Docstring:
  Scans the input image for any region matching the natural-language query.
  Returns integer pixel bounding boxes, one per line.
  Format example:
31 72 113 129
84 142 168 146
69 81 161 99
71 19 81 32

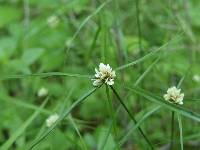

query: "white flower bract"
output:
92 63 116 86
37 87 48 97
46 114 59 127
47 15 59 28
163 86 184 105
193 75 200 82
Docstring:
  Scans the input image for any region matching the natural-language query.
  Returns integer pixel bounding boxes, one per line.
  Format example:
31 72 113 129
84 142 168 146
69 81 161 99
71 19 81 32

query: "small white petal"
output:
95 72 101 78
95 68 99 73
92 63 116 86
111 71 116 77
93 79 102 86
37 87 48 97
46 114 59 127
107 79 114 85
164 94 170 101
179 101 183 105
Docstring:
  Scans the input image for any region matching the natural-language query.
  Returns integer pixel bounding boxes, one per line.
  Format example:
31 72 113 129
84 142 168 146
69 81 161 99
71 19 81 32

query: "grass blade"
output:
170 111 175 150
105 85 120 149
64 0 111 55
118 105 161 147
1 72 91 81
29 87 98 149
100 107 121 150
110 86 154 150
177 114 184 150
126 86 200 122
0 94 51 115
115 33 182 71
135 57 160 86
69 115 88 150
0 97 49 150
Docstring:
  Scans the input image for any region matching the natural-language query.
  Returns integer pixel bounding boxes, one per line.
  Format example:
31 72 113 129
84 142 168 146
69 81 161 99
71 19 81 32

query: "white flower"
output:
193 75 200 82
92 63 116 86
47 15 59 28
37 87 48 97
46 114 59 127
163 86 184 105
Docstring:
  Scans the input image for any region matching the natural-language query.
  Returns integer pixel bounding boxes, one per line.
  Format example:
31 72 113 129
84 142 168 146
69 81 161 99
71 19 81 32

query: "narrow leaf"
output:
1 72 91 81
178 114 184 150
0 97 49 150
127 86 200 122
29 87 97 149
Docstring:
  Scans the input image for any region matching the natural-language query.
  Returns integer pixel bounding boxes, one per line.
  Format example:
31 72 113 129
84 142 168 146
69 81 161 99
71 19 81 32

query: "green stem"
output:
110 86 154 150
177 114 184 150
170 111 175 150
106 85 120 149
136 0 142 55
29 87 98 149
69 115 88 150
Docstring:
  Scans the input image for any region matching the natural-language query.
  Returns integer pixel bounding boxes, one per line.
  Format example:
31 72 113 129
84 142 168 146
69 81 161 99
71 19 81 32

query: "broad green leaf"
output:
0 37 16 60
22 48 44 66
0 6 22 28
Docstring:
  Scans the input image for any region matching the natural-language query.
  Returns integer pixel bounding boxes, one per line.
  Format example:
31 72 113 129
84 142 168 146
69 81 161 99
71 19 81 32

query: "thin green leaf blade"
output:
178 114 184 150
0 97 49 150
127 86 200 122
29 87 97 149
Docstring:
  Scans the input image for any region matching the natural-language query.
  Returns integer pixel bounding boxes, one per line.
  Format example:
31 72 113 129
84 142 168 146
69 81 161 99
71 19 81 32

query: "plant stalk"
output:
170 111 175 150
110 86 154 150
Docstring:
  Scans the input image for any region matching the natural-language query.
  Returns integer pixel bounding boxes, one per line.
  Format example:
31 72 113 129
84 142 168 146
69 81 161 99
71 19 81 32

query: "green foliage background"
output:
0 0 200 149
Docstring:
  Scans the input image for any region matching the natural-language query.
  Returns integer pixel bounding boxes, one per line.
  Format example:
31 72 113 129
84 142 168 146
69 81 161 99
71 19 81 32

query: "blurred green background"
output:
0 0 200 149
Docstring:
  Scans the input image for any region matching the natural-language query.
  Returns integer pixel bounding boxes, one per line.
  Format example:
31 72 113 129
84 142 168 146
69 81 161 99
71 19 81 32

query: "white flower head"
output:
92 63 116 86
193 75 200 82
163 86 184 105
47 15 59 28
37 87 48 97
46 114 59 127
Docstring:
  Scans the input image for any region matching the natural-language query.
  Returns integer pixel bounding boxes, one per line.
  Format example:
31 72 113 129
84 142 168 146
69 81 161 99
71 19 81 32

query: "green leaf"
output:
0 6 22 28
118 105 161 147
0 37 16 60
29 87 98 149
69 115 88 150
0 97 49 150
0 72 91 81
97 127 115 150
177 114 184 150
0 94 51 115
115 33 182 71
22 48 44 66
110 86 154 150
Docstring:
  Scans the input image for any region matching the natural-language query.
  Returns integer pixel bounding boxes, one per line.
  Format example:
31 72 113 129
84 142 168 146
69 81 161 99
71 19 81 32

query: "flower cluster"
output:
92 63 185 105
47 15 60 28
92 63 116 86
163 86 184 105
193 74 200 82
46 114 59 127
37 87 48 98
